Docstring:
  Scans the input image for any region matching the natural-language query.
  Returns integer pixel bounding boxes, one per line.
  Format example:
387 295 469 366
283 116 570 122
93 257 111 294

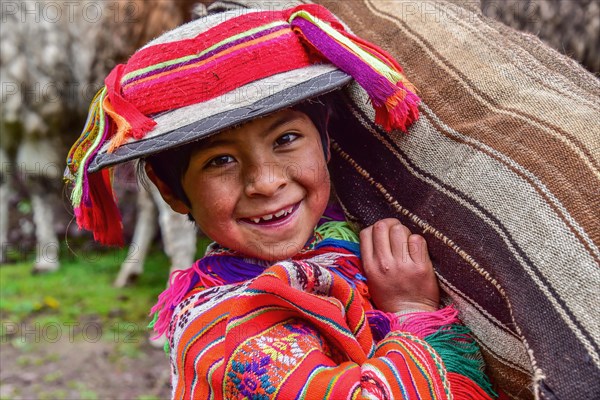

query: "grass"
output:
0 240 209 400
0 240 209 341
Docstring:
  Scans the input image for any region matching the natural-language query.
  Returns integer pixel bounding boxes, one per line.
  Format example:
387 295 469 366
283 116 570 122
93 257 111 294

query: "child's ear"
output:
144 163 191 215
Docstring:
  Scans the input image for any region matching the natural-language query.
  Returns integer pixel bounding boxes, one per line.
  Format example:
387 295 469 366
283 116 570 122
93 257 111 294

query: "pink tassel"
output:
150 268 195 339
391 305 460 338
149 262 225 340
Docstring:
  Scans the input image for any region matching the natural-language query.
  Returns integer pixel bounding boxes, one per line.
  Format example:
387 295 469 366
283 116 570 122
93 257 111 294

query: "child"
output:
66 4 496 399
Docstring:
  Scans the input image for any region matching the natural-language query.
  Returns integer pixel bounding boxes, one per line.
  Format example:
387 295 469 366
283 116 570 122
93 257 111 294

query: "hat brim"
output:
88 67 351 173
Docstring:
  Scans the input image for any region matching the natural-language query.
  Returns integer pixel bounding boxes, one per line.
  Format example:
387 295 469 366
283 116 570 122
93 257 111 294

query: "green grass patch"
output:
1 246 164 323
0 241 213 343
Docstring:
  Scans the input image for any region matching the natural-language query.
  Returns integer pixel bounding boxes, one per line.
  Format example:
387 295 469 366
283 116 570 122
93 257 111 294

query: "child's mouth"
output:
240 202 300 226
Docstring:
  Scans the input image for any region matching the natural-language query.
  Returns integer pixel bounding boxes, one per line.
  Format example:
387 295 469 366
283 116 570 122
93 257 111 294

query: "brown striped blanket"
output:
310 0 599 399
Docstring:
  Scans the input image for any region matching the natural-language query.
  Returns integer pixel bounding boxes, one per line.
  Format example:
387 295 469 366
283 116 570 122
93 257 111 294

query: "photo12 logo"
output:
1 1 139 24
1 321 141 344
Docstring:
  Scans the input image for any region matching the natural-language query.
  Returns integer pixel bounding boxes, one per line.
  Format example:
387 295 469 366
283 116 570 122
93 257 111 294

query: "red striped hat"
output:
65 4 420 245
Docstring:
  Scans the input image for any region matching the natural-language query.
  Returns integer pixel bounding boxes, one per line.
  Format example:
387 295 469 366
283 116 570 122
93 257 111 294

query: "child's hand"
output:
360 219 439 314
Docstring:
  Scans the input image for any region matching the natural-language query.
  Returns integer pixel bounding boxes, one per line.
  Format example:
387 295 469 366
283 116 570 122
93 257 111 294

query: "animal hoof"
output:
32 259 60 274
114 271 140 288
150 335 167 349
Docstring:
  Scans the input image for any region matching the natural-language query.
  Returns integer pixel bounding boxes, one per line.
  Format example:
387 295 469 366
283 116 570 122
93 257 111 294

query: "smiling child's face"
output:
161 109 330 261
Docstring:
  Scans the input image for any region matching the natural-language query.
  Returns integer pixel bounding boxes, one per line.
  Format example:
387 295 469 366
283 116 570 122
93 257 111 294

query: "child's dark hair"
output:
139 92 338 208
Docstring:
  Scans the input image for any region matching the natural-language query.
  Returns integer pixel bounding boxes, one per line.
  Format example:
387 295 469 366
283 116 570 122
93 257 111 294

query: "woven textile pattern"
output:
316 0 600 399
162 219 496 399
169 261 453 399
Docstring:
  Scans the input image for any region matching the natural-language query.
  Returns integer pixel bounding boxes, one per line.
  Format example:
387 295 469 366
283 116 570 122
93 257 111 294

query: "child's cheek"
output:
205 197 233 220
294 154 328 183
194 185 234 221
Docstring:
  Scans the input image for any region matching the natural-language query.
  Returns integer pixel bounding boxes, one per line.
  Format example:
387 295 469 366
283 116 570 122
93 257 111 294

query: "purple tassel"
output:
366 310 393 342
291 17 419 132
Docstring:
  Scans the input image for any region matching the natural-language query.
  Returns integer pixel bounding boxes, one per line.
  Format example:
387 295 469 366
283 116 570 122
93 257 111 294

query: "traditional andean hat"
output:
65 4 420 245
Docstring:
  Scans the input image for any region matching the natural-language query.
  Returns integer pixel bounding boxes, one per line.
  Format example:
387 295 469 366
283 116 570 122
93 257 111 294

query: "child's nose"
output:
243 162 287 197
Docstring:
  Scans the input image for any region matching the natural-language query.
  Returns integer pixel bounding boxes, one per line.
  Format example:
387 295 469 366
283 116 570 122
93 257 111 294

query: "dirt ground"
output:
0 324 171 400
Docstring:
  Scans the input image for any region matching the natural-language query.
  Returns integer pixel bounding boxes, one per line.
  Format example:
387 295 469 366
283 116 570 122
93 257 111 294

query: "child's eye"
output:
275 133 300 147
207 155 235 168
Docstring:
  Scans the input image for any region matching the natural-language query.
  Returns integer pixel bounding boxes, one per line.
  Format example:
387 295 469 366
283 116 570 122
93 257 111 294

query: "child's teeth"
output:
249 205 295 224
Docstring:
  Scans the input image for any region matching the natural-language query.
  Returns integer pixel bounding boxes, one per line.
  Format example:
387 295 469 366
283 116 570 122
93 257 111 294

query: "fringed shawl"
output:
150 213 496 399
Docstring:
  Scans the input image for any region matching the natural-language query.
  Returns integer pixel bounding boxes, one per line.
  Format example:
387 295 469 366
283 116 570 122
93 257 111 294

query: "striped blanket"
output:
313 0 600 399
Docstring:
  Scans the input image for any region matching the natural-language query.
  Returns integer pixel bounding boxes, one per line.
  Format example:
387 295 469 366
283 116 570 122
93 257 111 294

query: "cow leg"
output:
150 184 197 275
114 186 157 287
30 179 60 273
0 172 9 264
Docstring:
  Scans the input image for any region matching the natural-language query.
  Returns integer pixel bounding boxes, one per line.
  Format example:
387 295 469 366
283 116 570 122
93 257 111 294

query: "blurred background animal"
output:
1 0 199 277
481 0 599 74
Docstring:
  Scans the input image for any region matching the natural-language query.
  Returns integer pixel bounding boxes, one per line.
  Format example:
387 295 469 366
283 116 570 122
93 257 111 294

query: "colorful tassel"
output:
66 89 104 192
86 170 124 246
65 87 124 246
392 305 461 338
314 220 360 243
149 267 197 341
104 64 156 149
367 306 496 398
446 372 496 400
149 262 225 341
288 6 420 132
366 310 392 342
425 324 497 399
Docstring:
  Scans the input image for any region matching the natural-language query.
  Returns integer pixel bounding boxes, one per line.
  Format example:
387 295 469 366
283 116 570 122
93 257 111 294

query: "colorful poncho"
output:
150 215 497 399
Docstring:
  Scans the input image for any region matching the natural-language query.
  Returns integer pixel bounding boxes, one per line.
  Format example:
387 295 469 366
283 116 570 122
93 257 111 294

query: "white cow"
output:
0 0 198 279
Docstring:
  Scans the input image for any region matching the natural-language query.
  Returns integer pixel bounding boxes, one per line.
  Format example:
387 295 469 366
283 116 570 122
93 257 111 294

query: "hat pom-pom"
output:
373 83 421 132
289 5 420 133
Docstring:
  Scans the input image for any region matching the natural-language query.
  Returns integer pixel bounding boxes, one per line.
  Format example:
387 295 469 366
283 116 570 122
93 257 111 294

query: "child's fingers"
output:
408 234 429 265
389 222 411 262
359 225 374 266
372 220 394 263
